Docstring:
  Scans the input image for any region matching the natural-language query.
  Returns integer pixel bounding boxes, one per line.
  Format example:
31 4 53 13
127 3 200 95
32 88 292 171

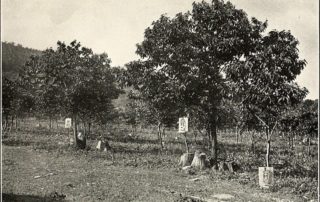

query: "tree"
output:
299 100 318 141
127 0 264 164
2 77 18 131
279 99 318 151
22 40 122 149
225 29 308 166
2 41 41 128
121 91 149 134
124 70 180 149
2 77 34 131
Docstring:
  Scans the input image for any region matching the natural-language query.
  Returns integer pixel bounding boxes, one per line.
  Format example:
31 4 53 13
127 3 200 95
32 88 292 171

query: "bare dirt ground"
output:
2 122 316 202
3 142 304 201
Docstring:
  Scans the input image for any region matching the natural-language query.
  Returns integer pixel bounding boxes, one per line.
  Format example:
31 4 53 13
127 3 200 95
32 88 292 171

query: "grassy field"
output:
2 120 318 201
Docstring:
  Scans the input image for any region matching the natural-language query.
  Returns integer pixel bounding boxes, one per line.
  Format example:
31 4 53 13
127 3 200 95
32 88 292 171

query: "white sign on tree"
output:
65 118 72 128
179 117 188 133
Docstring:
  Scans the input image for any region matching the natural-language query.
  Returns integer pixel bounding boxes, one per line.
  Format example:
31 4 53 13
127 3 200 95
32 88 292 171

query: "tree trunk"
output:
5 116 8 132
266 127 270 167
209 123 218 167
308 137 311 156
162 127 166 148
236 126 239 144
2 117 6 131
49 117 52 130
251 131 255 153
162 127 166 139
73 115 86 149
3 115 8 132
83 123 87 148
7 115 12 132
193 130 197 144
208 132 211 148
15 115 18 130
292 132 295 148
87 122 91 139
11 116 14 129
73 115 78 147
132 124 135 136
288 133 291 148
183 133 189 153
157 122 163 150
212 129 218 165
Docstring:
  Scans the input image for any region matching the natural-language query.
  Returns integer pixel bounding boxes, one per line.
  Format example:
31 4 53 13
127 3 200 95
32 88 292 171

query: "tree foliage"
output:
2 77 35 131
280 99 318 137
226 30 308 121
127 0 274 161
21 40 122 148
224 27 308 166
126 0 309 165
23 41 121 121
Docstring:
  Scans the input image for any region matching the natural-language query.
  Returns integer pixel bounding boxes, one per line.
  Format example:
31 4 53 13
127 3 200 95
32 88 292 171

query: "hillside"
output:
2 41 42 81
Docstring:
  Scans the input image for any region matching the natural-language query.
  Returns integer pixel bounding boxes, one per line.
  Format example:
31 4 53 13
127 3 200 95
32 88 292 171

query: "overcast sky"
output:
2 0 319 99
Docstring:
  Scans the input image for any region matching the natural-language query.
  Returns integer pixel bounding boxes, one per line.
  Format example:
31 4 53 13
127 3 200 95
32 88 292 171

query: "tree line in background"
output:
2 0 318 167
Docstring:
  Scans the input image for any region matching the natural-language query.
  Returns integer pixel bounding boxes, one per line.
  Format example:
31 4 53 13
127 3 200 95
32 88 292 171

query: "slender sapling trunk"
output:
236 126 239 144
183 133 189 153
157 122 163 150
266 127 270 167
308 137 311 156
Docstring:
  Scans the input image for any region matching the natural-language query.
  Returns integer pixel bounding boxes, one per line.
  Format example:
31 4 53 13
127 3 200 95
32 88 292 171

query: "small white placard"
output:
179 117 188 133
65 118 72 128
96 140 102 150
259 167 274 188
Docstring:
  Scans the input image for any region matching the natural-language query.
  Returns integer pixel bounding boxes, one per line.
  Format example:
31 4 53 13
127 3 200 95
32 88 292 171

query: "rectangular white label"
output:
179 117 188 133
258 167 274 188
65 118 72 128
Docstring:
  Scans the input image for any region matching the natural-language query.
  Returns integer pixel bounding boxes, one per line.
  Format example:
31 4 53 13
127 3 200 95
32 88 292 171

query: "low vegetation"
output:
2 118 318 201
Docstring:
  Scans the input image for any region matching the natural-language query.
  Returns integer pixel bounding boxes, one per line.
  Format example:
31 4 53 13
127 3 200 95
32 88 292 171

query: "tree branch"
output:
254 114 269 128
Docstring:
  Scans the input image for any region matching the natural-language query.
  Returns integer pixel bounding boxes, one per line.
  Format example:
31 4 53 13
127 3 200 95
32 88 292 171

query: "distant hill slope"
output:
2 41 42 81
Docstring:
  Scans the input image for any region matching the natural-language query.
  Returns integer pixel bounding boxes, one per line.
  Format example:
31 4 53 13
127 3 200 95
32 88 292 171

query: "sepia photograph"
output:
1 0 319 201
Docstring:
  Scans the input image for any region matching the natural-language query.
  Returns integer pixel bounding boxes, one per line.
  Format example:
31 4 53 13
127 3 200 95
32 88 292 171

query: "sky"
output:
2 0 319 99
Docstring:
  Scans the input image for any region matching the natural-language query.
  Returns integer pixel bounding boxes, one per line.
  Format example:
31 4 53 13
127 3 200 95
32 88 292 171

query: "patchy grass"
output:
2 121 317 201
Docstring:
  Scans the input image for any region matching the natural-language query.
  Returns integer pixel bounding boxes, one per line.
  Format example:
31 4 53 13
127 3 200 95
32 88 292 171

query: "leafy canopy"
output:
22 40 122 124
127 0 265 127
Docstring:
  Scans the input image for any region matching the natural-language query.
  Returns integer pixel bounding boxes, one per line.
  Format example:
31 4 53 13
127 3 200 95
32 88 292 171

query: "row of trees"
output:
124 0 312 166
3 41 123 148
2 42 42 130
2 0 317 166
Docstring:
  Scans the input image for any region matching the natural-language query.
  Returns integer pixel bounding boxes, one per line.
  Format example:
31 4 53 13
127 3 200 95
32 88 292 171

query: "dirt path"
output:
3 145 302 202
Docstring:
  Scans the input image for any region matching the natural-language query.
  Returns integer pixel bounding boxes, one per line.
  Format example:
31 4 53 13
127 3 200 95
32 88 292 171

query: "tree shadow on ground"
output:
2 138 33 147
113 144 184 156
221 141 265 154
2 193 67 202
109 135 163 145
